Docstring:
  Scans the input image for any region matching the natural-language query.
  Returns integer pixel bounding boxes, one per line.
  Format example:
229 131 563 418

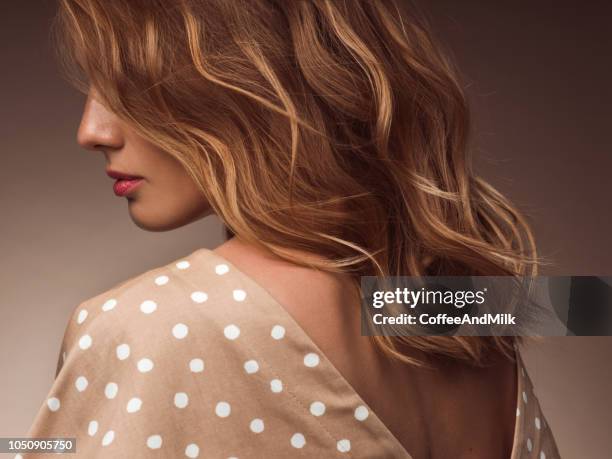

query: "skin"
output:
77 87 211 231
76 87 517 459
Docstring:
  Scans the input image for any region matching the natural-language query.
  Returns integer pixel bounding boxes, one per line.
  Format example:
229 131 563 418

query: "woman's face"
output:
77 88 210 231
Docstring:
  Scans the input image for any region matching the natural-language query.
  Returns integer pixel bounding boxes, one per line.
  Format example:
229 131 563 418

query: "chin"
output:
129 211 183 232
126 198 211 232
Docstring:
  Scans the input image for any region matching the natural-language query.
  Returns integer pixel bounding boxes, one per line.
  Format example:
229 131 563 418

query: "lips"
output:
112 178 143 196
106 169 144 197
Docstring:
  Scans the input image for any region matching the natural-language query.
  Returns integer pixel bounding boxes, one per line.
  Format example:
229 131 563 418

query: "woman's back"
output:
215 238 543 459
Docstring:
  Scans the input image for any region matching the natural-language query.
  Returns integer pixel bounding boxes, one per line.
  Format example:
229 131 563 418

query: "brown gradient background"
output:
1 1 610 457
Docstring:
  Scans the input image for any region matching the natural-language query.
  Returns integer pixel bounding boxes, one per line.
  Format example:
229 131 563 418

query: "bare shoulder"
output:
213 238 359 317
213 237 363 356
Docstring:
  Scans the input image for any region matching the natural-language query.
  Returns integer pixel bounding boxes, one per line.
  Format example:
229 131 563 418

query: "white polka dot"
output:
147 434 163 449
173 323 189 339
101 430 115 446
270 379 283 393
310 401 325 416
105 382 119 399
126 397 142 413
354 405 369 421
215 401 231 417
75 376 88 392
522 391 528 403
535 416 541 429
540 452 546 459
14 454 23 459
215 264 229 275
174 392 189 409
185 443 200 458
189 358 204 373
527 438 533 452
337 439 351 453
290 433 306 449
516 407 521 417
102 298 117 311
232 289 247 302
176 260 190 270
155 275 169 285
271 325 285 340
87 420 98 436
77 309 88 324
190 291 208 303
78 334 92 350
47 397 60 411
137 358 154 373
304 353 320 367
116 343 130 360
244 360 259 374
140 300 157 314
250 418 265 433
224 324 240 340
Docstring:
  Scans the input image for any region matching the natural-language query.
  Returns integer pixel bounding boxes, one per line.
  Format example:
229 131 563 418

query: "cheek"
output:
128 159 212 231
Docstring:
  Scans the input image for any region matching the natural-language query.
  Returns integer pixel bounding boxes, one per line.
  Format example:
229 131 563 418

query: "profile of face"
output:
77 88 210 231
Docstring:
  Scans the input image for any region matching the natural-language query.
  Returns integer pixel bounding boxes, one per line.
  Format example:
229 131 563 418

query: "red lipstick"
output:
106 169 144 197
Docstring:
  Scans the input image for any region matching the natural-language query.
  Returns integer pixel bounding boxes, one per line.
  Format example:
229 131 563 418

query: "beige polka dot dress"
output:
25 249 560 458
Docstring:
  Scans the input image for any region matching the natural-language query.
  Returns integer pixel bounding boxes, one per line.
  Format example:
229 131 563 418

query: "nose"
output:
76 89 125 153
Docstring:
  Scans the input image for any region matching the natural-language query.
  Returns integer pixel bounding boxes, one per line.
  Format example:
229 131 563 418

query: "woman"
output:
26 0 559 458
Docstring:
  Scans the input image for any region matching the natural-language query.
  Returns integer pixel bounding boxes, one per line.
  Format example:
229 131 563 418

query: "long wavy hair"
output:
53 0 538 365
